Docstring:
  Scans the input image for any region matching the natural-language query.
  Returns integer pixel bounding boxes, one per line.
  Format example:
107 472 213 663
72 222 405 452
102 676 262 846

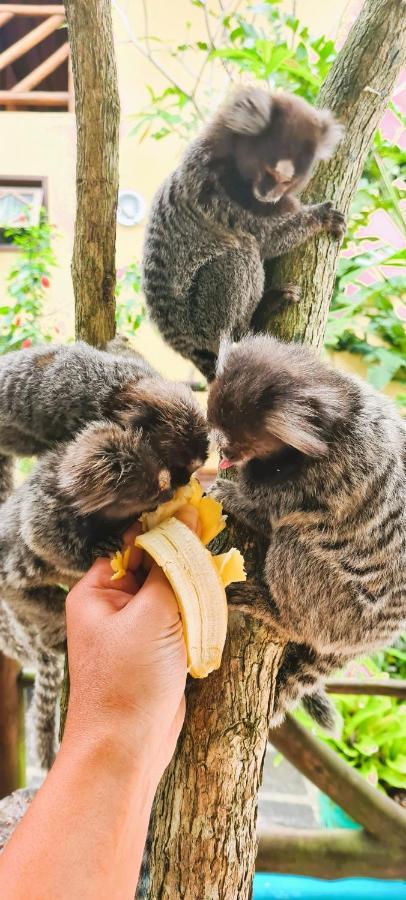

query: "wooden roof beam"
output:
0 12 14 27
0 90 69 107
0 5 65 15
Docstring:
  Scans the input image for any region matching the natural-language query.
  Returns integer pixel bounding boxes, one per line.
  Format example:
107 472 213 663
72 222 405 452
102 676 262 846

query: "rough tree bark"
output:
64 0 120 345
144 2 406 896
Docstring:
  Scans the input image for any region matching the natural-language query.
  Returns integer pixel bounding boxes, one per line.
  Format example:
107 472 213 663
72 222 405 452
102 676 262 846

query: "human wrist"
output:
61 710 166 790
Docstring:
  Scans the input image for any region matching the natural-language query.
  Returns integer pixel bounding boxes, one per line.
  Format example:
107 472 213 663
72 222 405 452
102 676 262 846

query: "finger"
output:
122 522 144 572
73 557 140 597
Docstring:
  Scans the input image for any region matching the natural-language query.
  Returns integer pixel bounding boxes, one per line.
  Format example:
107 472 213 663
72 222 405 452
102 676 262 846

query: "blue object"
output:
253 874 406 899
318 792 361 830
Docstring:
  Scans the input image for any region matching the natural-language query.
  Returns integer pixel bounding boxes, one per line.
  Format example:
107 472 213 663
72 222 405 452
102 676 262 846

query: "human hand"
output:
64 508 199 779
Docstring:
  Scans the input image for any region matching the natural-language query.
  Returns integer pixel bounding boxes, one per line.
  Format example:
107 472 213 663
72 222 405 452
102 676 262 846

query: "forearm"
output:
0 725 160 900
261 201 345 258
262 205 326 258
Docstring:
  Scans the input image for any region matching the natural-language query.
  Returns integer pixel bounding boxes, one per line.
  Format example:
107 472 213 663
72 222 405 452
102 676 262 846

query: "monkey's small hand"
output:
318 201 346 241
277 283 301 304
210 478 240 512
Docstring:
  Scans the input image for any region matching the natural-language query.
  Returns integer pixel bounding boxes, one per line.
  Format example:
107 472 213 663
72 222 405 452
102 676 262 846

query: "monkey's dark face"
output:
117 379 210 489
208 337 348 468
215 88 343 207
232 114 318 205
58 422 174 521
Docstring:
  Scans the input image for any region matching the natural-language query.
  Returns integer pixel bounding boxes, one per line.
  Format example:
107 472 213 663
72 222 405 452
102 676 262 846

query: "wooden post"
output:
0 654 23 800
270 715 406 845
257 829 406 880
0 15 64 72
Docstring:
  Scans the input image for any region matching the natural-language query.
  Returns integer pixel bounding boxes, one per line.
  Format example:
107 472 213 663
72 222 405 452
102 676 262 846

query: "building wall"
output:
0 0 369 380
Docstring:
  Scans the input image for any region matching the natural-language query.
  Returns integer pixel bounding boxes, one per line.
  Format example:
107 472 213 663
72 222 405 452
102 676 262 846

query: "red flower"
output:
41 275 50 289
22 338 32 349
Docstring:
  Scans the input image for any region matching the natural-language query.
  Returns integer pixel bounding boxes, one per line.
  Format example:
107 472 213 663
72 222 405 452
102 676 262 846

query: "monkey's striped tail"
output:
32 650 64 770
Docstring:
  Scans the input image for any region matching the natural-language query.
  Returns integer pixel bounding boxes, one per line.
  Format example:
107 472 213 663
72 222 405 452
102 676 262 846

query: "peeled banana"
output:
111 476 246 678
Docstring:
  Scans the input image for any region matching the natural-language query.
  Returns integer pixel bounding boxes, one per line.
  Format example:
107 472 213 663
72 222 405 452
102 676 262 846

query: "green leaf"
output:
352 738 379 756
386 755 406 775
367 348 403 388
378 767 406 789
279 59 320 86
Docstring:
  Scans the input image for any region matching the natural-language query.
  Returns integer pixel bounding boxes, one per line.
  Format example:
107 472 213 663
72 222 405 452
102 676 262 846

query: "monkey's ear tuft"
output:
158 468 171 491
221 86 272 136
216 335 235 377
316 109 344 160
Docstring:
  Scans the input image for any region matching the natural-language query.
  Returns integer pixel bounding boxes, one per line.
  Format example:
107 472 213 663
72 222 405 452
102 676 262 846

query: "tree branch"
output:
112 0 204 120
257 828 406 880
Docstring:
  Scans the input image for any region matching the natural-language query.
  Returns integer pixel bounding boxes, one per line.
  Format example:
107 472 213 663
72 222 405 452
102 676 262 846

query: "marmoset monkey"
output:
143 86 345 380
0 341 208 767
208 335 406 729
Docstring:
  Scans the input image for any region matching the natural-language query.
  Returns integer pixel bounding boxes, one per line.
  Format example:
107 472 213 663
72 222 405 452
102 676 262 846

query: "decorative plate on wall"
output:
117 190 146 226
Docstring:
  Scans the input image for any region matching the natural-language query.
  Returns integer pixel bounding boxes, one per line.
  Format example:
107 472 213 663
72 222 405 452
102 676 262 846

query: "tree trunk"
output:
144 1 406 896
149 613 282 899
64 0 120 345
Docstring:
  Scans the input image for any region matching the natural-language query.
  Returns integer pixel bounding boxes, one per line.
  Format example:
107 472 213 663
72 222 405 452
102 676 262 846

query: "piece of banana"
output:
111 476 246 678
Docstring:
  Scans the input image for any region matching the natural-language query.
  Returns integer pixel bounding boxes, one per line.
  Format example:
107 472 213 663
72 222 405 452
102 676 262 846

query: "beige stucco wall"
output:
0 0 363 381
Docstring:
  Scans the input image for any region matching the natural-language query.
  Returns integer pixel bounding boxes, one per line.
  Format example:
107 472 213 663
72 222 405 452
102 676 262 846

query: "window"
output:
0 177 47 248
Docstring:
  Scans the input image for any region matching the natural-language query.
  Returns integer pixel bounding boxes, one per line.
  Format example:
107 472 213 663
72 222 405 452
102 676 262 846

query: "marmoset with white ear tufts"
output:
208 335 406 732
143 86 345 381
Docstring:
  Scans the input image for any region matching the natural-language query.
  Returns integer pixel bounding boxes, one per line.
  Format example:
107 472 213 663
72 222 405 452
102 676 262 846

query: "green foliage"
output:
326 274 406 389
130 86 200 142
326 127 406 394
115 262 145 335
0 214 57 354
371 635 406 681
297 647 406 795
132 0 337 141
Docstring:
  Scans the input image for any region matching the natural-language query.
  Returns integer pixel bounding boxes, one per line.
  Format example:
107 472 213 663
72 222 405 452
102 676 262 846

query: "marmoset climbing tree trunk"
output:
64 0 120 345
144 2 406 897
